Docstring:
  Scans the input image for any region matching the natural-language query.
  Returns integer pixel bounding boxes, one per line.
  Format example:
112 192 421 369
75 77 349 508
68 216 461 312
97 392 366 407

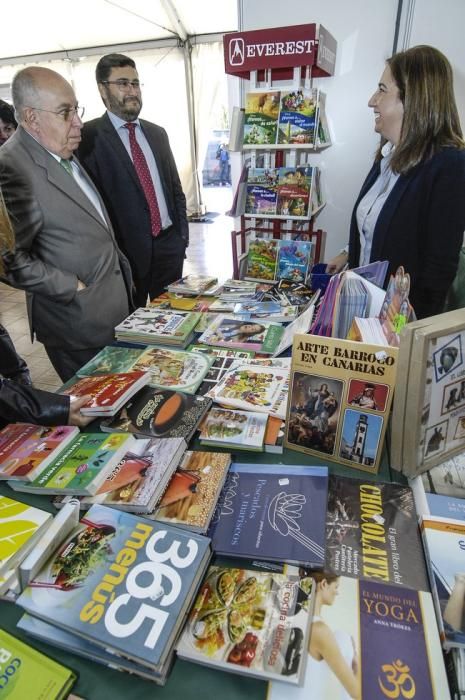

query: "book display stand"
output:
224 23 337 280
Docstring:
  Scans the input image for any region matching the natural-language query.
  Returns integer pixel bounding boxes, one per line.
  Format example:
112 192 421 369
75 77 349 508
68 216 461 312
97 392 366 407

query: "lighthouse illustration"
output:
350 414 368 462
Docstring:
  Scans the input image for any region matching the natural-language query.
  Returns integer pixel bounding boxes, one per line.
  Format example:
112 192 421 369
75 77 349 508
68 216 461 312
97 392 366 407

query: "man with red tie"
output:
78 53 189 308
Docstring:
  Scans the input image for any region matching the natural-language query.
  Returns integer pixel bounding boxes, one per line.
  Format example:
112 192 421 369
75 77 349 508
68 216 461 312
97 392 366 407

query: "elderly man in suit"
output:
77 53 189 308
0 67 132 382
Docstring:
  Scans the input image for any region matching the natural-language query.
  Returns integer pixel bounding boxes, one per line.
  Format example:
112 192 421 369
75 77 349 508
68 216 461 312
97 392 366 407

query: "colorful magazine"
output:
0 628 77 700
0 494 52 577
151 451 232 533
177 565 315 684
325 474 429 590
0 423 79 481
199 407 268 451
15 504 211 672
197 314 284 354
208 463 328 567
268 576 449 700
10 432 135 495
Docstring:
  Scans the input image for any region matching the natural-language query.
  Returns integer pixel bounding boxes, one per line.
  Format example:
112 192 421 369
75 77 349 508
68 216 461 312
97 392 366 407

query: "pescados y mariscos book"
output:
325 474 429 590
420 515 465 649
0 628 77 700
15 503 212 673
267 576 450 700
208 463 328 568
285 334 398 475
176 565 315 684
10 432 135 496
0 423 79 481
197 314 285 355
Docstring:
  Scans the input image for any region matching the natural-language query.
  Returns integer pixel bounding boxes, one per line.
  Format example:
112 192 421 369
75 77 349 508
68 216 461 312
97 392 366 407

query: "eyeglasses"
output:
100 80 142 92
28 105 85 122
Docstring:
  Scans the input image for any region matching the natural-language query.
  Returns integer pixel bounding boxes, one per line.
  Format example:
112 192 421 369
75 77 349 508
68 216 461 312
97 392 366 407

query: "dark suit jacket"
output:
0 377 69 428
0 127 132 349
78 114 188 279
348 147 465 318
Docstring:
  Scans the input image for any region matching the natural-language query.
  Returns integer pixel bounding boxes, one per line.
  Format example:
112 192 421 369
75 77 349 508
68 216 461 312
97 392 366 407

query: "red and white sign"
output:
224 24 336 79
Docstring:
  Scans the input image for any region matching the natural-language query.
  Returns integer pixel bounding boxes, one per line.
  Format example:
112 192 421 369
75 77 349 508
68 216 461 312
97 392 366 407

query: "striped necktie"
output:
124 122 162 236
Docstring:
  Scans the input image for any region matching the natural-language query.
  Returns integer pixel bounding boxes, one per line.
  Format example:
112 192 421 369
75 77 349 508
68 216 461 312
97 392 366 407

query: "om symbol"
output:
378 659 415 699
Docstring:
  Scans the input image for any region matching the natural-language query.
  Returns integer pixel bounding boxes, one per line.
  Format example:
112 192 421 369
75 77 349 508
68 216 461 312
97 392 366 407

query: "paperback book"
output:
0 628 77 700
267 576 450 700
285 334 398 474
208 462 328 568
206 363 290 419
233 300 298 323
176 565 315 684
15 504 212 676
199 407 268 451
10 432 135 496
114 307 201 346
0 494 52 577
245 168 316 220
277 88 318 145
244 237 279 282
100 386 212 443
53 437 186 513
151 450 232 533
197 314 284 355
243 91 280 145
0 423 79 481
325 474 429 590
187 345 255 395
76 345 147 377
410 473 465 521
167 274 218 295
62 371 150 415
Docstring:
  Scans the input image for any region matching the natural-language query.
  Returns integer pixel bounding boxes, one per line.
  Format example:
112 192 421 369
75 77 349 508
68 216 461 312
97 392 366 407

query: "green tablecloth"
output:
0 440 397 699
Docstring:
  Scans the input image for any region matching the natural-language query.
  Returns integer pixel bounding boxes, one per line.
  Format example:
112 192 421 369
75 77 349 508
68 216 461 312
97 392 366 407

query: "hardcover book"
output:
100 386 212 443
206 363 290 419
208 463 328 568
0 423 79 481
15 504 211 674
0 494 52 577
0 628 77 700
199 407 268 451
177 565 315 684
197 314 284 355
276 240 313 284
285 334 398 474
62 371 150 415
53 437 186 513
325 474 429 590
151 450 232 533
267 576 450 700
114 307 201 346
420 515 465 649
10 432 135 495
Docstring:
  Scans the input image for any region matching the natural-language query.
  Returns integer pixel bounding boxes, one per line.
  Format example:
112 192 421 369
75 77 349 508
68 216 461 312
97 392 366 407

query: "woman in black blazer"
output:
328 45 465 319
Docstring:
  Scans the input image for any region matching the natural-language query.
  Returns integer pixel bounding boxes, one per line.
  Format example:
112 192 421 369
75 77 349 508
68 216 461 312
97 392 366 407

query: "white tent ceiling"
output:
2 0 238 61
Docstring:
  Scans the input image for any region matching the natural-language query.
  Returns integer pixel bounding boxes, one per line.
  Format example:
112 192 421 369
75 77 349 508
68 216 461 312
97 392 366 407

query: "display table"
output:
0 438 399 700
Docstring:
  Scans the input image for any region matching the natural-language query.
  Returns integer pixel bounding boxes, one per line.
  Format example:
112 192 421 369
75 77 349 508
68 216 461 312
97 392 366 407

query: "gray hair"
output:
11 68 42 122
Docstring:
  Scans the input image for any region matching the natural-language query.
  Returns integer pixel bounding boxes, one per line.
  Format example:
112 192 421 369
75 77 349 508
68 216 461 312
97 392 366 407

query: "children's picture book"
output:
325 474 429 590
277 88 318 145
197 314 284 355
244 168 317 220
267 576 449 700
199 407 268 451
243 91 280 145
0 494 52 577
10 432 135 496
275 167 312 218
208 463 328 568
131 346 213 394
100 386 212 443
244 237 279 282
176 565 315 684
285 334 398 474
53 437 186 514
420 515 465 649
0 423 79 481
276 240 313 283
0 628 77 700
76 345 147 377
15 504 212 673
151 450 232 533
206 363 290 419
114 307 201 346
62 371 150 415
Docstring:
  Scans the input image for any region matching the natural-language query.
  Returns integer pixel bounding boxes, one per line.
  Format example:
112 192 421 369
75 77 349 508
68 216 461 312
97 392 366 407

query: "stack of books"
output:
15 504 212 685
166 274 220 296
114 307 201 347
63 371 150 416
199 407 268 451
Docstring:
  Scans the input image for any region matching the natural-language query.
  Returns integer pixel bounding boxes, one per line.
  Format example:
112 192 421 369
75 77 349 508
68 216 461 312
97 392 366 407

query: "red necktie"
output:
124 122 162 236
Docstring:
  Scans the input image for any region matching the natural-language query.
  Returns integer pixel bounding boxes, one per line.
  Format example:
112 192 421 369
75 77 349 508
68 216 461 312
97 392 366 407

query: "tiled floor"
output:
0 186 234 392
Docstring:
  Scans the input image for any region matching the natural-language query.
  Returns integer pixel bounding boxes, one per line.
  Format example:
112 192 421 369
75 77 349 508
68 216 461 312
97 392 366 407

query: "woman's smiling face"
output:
368 64 404 145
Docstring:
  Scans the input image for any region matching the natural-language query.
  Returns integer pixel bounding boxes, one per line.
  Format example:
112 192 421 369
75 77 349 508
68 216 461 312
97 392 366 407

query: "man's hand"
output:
76 279 86 291
68 395 93 427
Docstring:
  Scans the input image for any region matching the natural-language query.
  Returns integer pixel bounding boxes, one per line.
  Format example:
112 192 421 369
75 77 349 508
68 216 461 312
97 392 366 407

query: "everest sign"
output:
224 24 336 79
